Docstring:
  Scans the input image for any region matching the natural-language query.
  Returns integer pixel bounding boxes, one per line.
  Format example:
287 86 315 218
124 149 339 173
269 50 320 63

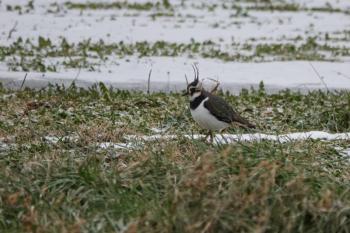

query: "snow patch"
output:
341 148 350 158
43 135 79 144
126 131 350 144
1 60 350 93
336 147 350 161
98 142 135 150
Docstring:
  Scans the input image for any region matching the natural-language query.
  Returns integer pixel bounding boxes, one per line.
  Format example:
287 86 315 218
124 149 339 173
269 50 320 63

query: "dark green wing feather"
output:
203 92 255 128
203 94 234 123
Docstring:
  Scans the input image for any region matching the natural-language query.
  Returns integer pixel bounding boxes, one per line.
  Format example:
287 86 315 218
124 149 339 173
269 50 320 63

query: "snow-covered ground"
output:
1 4 349 45
0 0 349 92
1 59 350 93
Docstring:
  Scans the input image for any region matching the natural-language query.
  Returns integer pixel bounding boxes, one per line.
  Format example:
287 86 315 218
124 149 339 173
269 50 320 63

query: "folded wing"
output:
204 93 255 129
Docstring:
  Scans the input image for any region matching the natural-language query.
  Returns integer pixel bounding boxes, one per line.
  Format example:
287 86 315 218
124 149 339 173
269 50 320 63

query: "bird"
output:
183 65 255 142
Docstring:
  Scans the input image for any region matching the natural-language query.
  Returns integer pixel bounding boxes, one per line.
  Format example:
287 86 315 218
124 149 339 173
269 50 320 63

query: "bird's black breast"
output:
190 94 207 110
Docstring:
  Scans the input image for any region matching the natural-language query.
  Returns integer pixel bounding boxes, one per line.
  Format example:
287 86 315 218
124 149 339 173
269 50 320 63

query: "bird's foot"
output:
203 131 214 144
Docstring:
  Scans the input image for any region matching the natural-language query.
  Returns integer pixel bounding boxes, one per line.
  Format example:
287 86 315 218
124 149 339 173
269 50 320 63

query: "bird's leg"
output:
204 132 210 142
219 128 228 144
203 130 213 143
209 130 214 144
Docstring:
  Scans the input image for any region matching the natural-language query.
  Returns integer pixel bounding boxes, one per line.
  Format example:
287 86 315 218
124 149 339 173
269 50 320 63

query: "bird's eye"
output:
188 87 197 94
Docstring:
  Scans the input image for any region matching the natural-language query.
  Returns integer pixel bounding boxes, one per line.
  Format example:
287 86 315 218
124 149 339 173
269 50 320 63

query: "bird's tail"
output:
232 112 256 129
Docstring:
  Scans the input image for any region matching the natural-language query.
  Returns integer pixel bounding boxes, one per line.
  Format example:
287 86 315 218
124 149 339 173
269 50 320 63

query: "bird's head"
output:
183 64 202 99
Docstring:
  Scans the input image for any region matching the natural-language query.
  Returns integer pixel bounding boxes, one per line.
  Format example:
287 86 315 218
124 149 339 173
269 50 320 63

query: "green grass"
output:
1 37 349 72
5 0 34 14
0 85 350 232
0 83 349 137
64 0 172 11
61 1 350 15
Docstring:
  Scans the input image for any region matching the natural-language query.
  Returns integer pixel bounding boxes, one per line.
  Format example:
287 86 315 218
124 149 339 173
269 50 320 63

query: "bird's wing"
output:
204 93 256 128
203 94 235 124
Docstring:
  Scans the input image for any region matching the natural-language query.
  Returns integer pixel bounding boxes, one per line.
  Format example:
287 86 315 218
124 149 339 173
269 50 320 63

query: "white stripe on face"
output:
189 91 201 101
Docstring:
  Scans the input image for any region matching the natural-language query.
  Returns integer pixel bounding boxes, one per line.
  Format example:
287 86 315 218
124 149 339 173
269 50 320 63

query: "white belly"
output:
190 98 230 131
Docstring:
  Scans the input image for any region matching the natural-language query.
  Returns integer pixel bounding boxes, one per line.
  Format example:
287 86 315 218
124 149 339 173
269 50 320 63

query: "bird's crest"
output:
192 63 199 84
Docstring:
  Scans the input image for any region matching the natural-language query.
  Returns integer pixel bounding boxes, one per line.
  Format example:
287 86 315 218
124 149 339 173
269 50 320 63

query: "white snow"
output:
98 142 135 150
125 131 350 144
1 0 349 45
340 148 350 159
1 132 349 156
1 59 350 93
335 146 350 161
43 135 79 144
22 131 350 149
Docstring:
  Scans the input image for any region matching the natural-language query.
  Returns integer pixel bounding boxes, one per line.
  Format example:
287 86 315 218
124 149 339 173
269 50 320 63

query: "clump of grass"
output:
64 1 172 11
184 1 349 15
5 0 34 14
254 37 350 60
248 3 300 12
0 85 349 141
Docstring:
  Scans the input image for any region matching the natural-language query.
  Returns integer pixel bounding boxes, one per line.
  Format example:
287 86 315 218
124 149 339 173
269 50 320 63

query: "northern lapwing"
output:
183 65 255 142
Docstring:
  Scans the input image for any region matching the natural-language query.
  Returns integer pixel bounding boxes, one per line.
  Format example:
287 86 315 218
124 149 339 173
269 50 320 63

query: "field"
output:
1 85 350 232
1 0 350 232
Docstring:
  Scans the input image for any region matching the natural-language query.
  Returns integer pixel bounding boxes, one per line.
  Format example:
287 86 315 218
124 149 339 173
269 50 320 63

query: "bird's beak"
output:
182 91 188 96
